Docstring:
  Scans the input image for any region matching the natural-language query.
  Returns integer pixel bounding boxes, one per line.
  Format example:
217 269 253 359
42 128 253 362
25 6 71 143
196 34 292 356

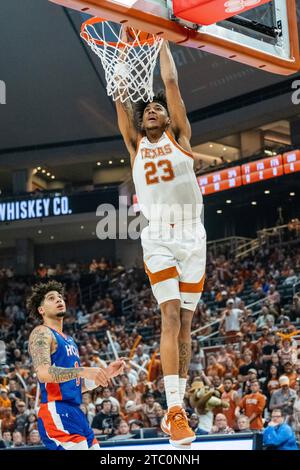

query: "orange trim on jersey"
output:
144 263 179 285
92 438 99 446
39 404 86 444
179 273 206 293
165 131 194 159
46 383 63 402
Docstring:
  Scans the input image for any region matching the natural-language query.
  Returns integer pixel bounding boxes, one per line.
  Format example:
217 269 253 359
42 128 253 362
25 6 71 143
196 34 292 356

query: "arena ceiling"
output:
0 0 300 172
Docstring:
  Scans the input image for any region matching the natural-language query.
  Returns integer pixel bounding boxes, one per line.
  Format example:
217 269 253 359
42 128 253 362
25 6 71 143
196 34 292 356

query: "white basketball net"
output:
81 20 164 103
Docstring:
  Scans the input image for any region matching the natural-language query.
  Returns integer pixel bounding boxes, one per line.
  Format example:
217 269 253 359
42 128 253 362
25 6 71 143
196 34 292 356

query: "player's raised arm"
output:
115 97 138 161
160 41 192 148
29 325 109 386
114 28 139 162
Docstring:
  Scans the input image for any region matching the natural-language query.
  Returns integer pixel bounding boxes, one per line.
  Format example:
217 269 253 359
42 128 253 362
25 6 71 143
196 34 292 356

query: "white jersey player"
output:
115 40 206 448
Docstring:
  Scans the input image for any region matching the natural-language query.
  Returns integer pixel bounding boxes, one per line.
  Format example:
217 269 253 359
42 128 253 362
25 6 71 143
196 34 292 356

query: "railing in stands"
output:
192 297 268 346
207 236 252 257
235 222 300 259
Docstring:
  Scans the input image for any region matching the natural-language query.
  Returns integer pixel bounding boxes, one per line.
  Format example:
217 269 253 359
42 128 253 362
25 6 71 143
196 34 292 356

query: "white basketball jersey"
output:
132 131 203 223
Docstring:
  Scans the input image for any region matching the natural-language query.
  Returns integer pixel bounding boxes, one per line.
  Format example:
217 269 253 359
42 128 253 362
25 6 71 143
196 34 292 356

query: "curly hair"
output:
26 281 65 321
134 91 168 131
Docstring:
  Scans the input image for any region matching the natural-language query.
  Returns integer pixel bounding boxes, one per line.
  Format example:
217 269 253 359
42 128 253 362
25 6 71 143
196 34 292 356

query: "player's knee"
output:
161 309 181 336
180 311 193 333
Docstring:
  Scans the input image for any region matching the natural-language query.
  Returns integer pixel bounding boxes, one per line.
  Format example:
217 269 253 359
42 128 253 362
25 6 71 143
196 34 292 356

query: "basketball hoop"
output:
81 18 164 103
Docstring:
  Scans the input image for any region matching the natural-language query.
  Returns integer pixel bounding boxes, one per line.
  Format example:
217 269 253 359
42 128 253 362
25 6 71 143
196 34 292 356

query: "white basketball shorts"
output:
141 220 206 312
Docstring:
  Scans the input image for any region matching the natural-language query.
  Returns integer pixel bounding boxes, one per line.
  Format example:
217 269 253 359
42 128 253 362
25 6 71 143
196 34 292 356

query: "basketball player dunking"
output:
115 40 206 448
27 281 125 450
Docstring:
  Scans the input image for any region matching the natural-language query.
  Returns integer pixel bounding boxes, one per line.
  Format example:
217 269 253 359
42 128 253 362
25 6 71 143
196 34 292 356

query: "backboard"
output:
49 0 300 75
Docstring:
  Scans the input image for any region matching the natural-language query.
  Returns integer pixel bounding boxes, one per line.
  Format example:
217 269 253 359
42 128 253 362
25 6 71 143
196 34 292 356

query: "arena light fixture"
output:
251 201 257 205
217 209 222 214
264 190 270 194
290 192 296 196
109 160 113 165
226 200 232 204
97 162 101 166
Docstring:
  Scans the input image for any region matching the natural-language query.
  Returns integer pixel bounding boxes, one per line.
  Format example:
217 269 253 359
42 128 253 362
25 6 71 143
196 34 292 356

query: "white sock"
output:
164 375 181 410
179 378 187 406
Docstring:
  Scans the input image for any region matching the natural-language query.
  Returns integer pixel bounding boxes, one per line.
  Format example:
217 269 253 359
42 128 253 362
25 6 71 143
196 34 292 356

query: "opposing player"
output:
115 40 206 448
27 281 125 450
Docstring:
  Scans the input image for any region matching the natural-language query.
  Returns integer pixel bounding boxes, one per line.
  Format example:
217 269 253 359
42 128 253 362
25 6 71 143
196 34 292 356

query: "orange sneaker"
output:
164 406 195 449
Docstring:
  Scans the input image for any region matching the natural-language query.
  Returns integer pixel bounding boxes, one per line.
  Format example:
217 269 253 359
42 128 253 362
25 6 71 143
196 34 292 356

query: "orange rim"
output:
81 17 157 48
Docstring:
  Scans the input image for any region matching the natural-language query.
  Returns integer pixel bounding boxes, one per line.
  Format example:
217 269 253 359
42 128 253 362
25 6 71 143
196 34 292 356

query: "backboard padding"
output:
49 0 300 75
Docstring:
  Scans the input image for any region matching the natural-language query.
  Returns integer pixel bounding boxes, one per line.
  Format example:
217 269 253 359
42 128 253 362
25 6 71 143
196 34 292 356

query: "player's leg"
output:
177 221 206 408
38 402 89 450
178 308 194 405
160 297 182 408
143 228 181 408
142 226 196 447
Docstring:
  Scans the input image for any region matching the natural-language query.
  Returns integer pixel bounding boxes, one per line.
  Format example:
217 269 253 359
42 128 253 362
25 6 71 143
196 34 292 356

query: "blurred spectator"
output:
206 354 225 379
290 295 300 323
263 409 298 450
219 299 244 343
261 334 278 372
0 407 16 433
27 429 42 446
267 285 281 308
235 380 266 431
1 430 13 448
12 430 25 448
129 420 143 434
282 362 298 389
124 400 144 424
236 415 251 433
211 413 234 434
189 413 200 432
0 386 11 409
277 339 298 366
256 307 275 330
139 392 162 427
269 376 296 415
153 377 167 410
221 377 240 429
96 387 120 410
24 411 38 438
14 400 29 434
108 420 134 441
91 400 115 437
132 345 150 367
292 379 300 440
238 351 257 390
263 365 280 402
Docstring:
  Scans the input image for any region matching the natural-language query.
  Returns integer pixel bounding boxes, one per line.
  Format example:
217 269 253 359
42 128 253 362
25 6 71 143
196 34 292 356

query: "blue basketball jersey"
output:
39 327 82 406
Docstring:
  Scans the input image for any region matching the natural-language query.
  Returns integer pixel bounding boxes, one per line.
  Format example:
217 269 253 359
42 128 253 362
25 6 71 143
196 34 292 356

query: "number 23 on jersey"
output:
145 159 175 185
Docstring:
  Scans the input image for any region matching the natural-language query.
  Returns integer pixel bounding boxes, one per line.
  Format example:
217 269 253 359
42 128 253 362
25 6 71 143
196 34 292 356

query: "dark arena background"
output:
0 0 300 456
